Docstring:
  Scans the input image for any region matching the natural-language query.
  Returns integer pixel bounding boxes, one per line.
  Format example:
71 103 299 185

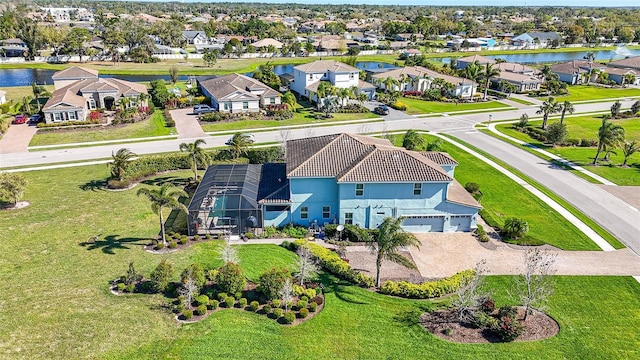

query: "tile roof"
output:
603 66 636 76
495 62 535 74
294 60 359 73
550 60 605 75
446 180 482 208
372 66 477 86
286 133 452 183
492 71 542 84
251 38 283 49
51 66 98 80
456 54 496 64
608 55 640 70
420 152 458 165
199 73 280 101
43 77 148 111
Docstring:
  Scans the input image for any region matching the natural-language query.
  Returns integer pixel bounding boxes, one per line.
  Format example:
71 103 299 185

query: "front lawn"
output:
28 110 174 147
552 85 640 102
400 97 511 115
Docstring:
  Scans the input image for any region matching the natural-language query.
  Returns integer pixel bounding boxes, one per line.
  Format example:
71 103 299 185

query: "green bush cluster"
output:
249 301 260 312
258 268 292 300
216 262 246 295
238 298 248 308
475 225 490 243
225 296 236 308
182 309 193 320
179 236 188 245
36 119 100 128
379 270 476 299
116 283 126 291
324 224 374 242
298 308 309 318
390 101 407 111
272 299 281 308
292 285 316 299
262 304 272 313
196 305 207 316
195 295 209 307
208 299 219 310
296 300 307 310
308 302 318 312
272 308 283 318
287 240 375 287
283 312 296 324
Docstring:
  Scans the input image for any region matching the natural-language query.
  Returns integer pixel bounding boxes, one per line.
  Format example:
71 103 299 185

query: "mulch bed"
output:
1 201 30 210
143 236 217 254
420 307 559 343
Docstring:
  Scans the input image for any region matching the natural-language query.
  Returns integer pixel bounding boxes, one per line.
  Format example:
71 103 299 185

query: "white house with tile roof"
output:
198 73 282 113
290 60 376 101
371 66 478 98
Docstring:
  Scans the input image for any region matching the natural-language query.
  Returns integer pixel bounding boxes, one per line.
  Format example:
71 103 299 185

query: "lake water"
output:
435 47 640 65
0 61 397 87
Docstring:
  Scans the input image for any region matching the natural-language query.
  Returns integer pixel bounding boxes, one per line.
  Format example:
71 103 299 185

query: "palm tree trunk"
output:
593 142 603 165
375 254 382 288
192 154 197 180
542 114 549 130
484 80 489 100
560 110 566 124
159 207 166 245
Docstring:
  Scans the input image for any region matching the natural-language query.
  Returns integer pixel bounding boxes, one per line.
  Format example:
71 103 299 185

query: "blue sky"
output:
158 0 638 6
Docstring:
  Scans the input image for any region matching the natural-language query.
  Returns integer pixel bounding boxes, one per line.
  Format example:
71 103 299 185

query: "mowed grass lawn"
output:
1 163 639 358
495 115 640 186
28 110 174 146
554 85 640 102
401 97 511 115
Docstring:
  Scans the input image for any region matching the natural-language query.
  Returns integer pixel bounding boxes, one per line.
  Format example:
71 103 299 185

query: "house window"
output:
309 74 313 80
413 183 422 196
345 212 353 225
322 206 330 219
87 98 96 110
68 111 77 121
355 183 364 196
53 113 61 122
270 97 275 104
349 73 355 79
242 101 248 110
224 103 229 111
300 206 308 219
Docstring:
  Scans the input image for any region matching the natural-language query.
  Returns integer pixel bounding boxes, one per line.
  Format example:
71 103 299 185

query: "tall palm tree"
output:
539 64 553 82
337 87 354 107
536 97 561 130
559 100 574 124
367 217 421 287
623 73 636 88
179 139 210 181
621 140 639 167
108 148 136 181
227 133 253 159
593 116 625 165
482 63 500 100
31 82 50 111
383 76 399 93
137 184 187 245
462 61 482 83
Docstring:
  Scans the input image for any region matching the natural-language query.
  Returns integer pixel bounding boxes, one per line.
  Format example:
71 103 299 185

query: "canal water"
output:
0 61 397 87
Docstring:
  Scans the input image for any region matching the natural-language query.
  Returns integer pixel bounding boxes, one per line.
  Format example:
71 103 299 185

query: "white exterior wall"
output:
261 96 282 107
219 100 260 113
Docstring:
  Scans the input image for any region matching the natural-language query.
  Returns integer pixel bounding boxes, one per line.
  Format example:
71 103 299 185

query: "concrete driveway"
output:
410 232 640 278
0 123 37 154
363 100 411 121
169 108 207 139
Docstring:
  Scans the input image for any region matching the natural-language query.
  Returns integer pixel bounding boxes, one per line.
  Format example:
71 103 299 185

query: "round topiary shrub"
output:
205 234 212 240
216 263 247 295
238 298 248 308
299 308 309 318
179 237 188 245
272 299 281 308
273 308 283 318
308 302 317 312
217 292 228 301
235 291 243 300
225 296 236 308
283 311 295 324
182 309 193 320
193 235 200 242
156 242 165 250
169 241 178 249
208 299 219 310
125 283 135 293
300 295 309 302
296 300 307 310
257 268 292 300
196 294 209 307
262 304 272 314
249 301 260 311
196 304 207 316
116 282 126 291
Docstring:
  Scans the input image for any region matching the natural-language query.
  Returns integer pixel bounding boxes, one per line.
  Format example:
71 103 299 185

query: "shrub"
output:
481 297 496 313
179 236 188 245
496 316 524 342
258 268 292 300
196 295 210 307
472 312 499 330
273 308 283 318
207 269 218 281
182 309 193 320
300 295 309 302
125 284 135 293
208 299 219 310
116 282 126 291
217 292 228 301
502 217 529 239
497 306 517 319
235 291 243 300
272 299 281 308
390 101 407 111
296 300 308 310
205 234 212 240
150 259 173 293
299 308 309 318
238 298 248 308
193 235 200 241
216 262 246 295
182 263 207 288
379 270 476 299
225 296 236 308
309 302 318 312
196 304 207 316
168 241 178 249
249 301 260 311
283 311 296 324
464 182 480 193
174 303 185 314
263 304 272 314
155 242 165 250
312 296 324 306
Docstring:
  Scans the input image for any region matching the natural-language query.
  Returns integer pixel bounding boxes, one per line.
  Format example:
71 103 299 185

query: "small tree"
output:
181 263 206 288
203 50 217 67
610 100 622 119
0 173 28 206
137 184 187 245
227 133 254 159
515 113 529 130
593 116 625 165
108 148 136 181
515 248 557 321
124 262 140 286
279 278 294 313
426 139 443 151
453 260 488 324
546 122 568 146
258 268 292 300
216 262 246 294
150 259 173 293
295 244 319 285
368 217 421 287
503 217 529 240
622 140 639 167
179 139 210 181
219 238 239 264
169 66 180 85
631 100 640 116
179 276 199 309
536 97 561 130
402 129 425 151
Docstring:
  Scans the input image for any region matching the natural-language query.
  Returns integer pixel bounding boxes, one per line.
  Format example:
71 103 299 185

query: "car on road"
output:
225 133 255 145
374 105 389 115
12 114 27 124
193 104 214 115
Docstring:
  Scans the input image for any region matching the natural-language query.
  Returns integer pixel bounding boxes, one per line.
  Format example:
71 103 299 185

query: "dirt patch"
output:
420 307 559 343
345 247 422 282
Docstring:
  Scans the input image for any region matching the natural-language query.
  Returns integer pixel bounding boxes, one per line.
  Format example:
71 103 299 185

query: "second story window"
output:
322 206 330 219
413 183 422 196
300 206 308 219
355 183 364 196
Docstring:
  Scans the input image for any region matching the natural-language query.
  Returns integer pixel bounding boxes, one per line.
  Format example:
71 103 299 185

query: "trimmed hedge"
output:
285 240 375 287
379 270 476 299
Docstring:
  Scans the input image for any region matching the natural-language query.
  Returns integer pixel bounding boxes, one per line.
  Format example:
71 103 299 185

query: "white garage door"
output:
402 215 445 232
450 215 472 232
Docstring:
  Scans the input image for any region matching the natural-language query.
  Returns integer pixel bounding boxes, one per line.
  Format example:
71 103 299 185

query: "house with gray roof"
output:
511 32 562 47
490 62 542 93
182 31 208 46
608 55 640 71
197 73 281 113
187 133 480 236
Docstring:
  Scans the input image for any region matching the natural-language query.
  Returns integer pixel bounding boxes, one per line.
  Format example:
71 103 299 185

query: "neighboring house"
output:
603 67 639 85
290 60 376 101
490 62 542 93
447 37 496 48
186 133 481 236
608 55 640 71
197 73 282 113
0 90 6 105
511 32 562 46
371 66 478 98
42 66 147 123
0 38 28 57
550 60 606 85
182 31 208 46
403 49 422 57
250 38 283 50
395 33 424 42
455 54 496 70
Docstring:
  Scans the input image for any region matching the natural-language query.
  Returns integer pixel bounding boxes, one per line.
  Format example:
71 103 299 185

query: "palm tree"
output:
137 184 187 245
108 148 136 181
539 64 553 82
315 81 332 110
337 87 354 107
584 52 595 63
623 73 636 88
383 76 399 93
536 97 561 130
367 217 421 287
559 100 574 124
593 116 625 165
31 82 50 111
227 133 253 159
462 61 482 83
621 140 639 167
482 63 500 100
179 139 210 181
